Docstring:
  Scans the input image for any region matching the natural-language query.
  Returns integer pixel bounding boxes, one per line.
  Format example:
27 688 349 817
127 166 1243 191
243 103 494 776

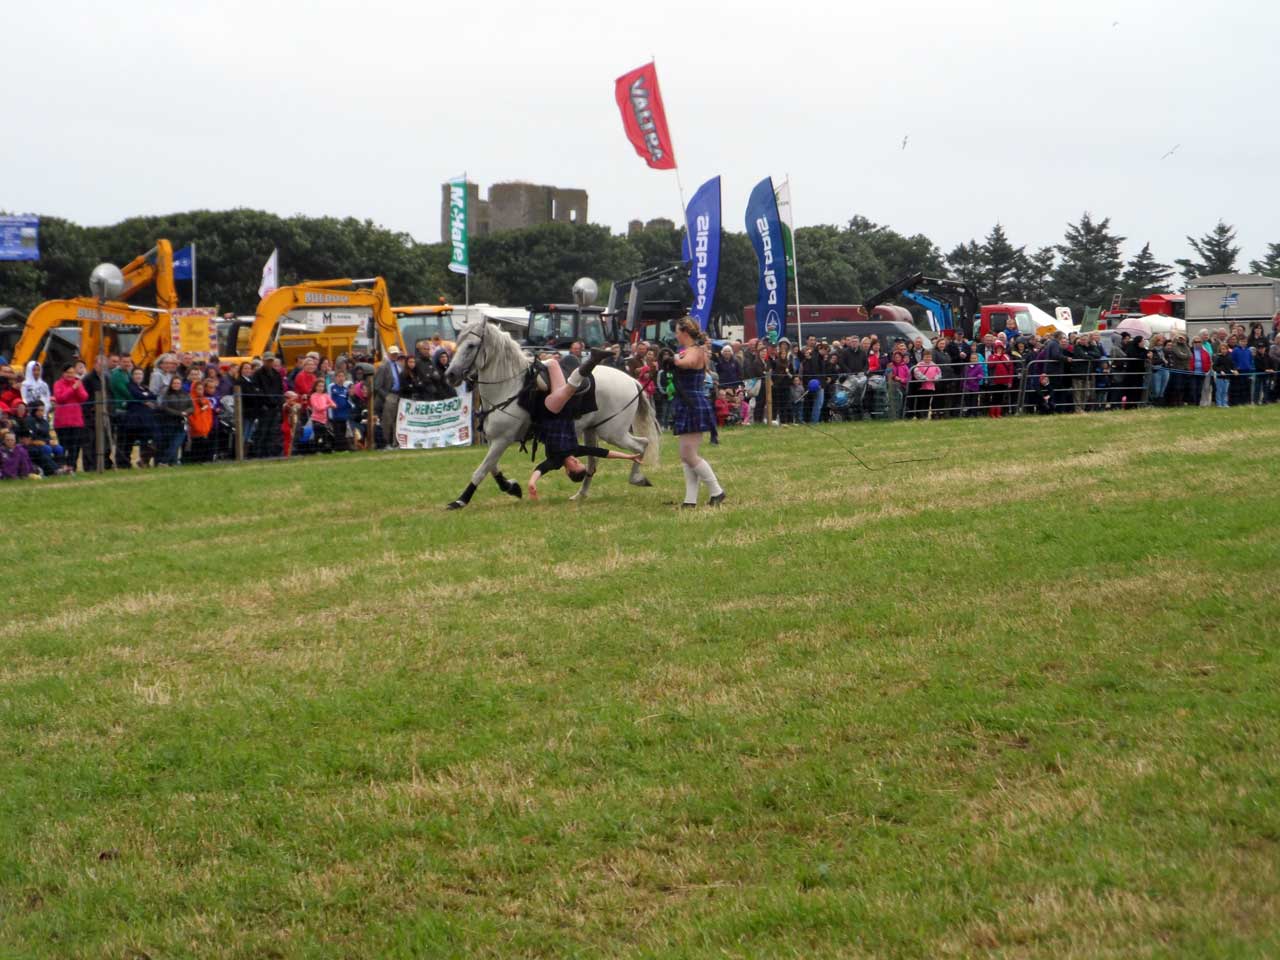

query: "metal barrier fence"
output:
3 365 1277 476
0 385 390 474
726 361 1278 425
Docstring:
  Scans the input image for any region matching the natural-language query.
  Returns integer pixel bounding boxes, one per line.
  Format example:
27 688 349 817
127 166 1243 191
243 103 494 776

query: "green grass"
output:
2 407 1279 959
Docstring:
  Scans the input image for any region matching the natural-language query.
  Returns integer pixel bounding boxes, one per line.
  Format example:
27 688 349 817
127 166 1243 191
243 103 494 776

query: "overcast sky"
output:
6 0 1278 271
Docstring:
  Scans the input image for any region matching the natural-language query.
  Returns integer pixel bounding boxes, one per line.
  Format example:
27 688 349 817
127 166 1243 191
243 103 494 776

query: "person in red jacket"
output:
52 364 89 473
713 388 732 426
986 341 1015 417
0 365 21 413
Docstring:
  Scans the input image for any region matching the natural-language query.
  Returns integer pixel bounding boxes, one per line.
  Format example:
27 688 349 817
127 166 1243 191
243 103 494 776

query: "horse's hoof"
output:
630 476 653 487
445 500 466 510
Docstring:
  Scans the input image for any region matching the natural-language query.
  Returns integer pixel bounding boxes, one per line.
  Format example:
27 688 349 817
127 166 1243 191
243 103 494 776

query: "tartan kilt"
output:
672 392 714 435
539 415 578 452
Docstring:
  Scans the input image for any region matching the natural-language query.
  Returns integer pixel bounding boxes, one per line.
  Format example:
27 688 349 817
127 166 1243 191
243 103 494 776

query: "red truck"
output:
1099 293 1184 330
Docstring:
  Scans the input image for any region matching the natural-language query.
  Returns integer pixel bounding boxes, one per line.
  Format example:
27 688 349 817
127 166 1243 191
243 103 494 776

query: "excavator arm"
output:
862 272 925 317
14 299 169 372
863 272 980 338
118 240 178 311
900 290 953 332
225 277 406 366
916 276 979 338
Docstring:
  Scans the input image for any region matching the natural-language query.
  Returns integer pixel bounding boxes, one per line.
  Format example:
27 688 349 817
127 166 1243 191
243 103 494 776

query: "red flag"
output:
614 62 677 170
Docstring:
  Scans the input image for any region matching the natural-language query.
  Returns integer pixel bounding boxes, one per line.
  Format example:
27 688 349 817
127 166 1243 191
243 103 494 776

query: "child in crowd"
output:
282 391 302 457
348 371 369 447
962 356 984 416
714 388 732 427
912 352 942 419
1035 373 1057 414
1212 344 1236 407
328 371 352 451
186 380 214 462
23 400 66 474
0 430 37 480
309 379 336 452
1098 363 1115 410
788 376 805 424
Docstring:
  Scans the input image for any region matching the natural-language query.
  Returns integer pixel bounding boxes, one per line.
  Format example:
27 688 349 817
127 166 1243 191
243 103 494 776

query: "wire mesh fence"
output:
2 358 1277 477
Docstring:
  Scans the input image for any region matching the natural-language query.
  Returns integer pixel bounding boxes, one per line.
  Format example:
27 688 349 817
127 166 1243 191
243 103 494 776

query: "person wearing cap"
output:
373 345 406 448
251 352 286 458
21 399 66 474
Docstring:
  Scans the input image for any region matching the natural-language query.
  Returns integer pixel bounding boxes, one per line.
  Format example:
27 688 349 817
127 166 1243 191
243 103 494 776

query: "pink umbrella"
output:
1116 316 1154 340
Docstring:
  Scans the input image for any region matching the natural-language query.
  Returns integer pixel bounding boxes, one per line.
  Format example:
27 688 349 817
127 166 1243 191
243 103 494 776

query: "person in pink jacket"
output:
912 352 942 419
52 364 89 473
888 349 912 420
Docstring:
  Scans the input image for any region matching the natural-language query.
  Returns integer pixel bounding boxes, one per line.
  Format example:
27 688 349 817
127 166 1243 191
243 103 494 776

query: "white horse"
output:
442 317 660 509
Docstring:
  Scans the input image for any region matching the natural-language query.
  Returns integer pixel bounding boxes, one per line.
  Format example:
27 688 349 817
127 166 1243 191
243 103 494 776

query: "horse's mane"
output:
478 321 530 382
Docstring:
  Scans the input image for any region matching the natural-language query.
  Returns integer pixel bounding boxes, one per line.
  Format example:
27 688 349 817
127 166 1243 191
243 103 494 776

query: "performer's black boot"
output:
577 348 612 379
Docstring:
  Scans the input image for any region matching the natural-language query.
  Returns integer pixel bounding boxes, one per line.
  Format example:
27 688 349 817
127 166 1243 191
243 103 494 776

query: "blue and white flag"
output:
745 177 787 344
680 176 721 330
172 245 195 280
1220 292 1239 309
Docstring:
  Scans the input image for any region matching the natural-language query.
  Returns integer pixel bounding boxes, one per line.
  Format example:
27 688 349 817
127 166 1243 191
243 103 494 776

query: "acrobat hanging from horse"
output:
442 314 660 509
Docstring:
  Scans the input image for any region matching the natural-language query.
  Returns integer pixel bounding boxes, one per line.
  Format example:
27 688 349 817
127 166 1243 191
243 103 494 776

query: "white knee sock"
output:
694 459 723 497
567 369 584 388
682 463 699 504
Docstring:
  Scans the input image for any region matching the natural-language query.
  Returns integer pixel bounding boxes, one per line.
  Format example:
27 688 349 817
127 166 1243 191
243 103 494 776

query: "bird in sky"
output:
1161 144 1181 160
901 135 909 151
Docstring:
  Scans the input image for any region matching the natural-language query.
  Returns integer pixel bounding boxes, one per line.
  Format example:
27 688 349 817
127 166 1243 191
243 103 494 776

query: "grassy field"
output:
2 407 1279 959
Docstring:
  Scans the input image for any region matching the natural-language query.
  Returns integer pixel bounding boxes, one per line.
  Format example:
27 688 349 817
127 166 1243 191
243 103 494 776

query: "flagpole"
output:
786 175 804 346
653 57 695 293
191 241 197 308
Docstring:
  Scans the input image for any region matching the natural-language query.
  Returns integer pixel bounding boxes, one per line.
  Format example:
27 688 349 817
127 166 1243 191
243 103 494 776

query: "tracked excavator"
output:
12 240 177 378
219 277 455 368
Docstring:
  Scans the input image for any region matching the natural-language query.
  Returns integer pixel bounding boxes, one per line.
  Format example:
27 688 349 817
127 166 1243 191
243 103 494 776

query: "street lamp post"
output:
89 263 124 473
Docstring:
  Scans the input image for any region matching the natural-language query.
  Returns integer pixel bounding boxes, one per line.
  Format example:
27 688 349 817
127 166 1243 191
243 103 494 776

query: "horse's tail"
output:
632 388 661 468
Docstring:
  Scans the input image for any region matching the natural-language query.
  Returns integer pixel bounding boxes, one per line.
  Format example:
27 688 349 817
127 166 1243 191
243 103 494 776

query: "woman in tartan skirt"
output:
671 317 726 508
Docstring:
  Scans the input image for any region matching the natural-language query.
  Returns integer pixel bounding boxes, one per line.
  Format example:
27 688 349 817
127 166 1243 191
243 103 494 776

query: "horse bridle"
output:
454 326 487 386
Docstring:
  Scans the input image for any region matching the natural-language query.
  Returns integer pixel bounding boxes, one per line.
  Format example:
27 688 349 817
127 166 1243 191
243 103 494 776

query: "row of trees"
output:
2 209 1277 322
943 219 1280 318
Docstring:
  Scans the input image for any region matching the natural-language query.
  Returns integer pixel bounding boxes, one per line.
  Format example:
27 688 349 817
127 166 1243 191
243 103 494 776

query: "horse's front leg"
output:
445 438 511 510
570 428 597 502
492 467 522 498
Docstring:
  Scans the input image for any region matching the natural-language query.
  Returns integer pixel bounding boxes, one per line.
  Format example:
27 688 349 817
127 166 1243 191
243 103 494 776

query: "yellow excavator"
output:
219 277 456 368
12 240 176 375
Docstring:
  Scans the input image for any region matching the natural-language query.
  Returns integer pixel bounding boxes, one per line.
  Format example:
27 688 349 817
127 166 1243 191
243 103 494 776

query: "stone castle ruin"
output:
441 181 588 241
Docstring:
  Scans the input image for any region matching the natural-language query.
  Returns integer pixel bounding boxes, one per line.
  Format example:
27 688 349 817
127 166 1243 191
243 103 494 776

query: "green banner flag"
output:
447 177 469 276
1081 306 1100 332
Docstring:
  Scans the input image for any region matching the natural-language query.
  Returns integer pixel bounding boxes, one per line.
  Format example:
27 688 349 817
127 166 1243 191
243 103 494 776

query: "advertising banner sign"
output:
448 177 469 275
745 177 787 344
680 176 721 330
614 62 677 170
0 216 39 261
395 392 473 448
170 308 219 358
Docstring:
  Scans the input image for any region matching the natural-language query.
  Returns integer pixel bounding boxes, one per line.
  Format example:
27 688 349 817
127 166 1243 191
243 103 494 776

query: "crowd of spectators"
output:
616 318 1280 429
3 319 1277 481
0 335 460 477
